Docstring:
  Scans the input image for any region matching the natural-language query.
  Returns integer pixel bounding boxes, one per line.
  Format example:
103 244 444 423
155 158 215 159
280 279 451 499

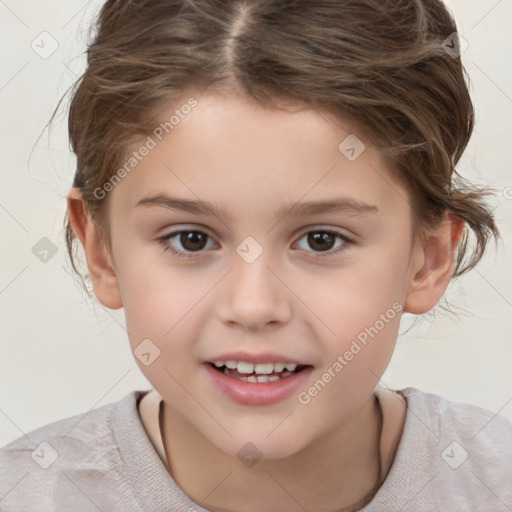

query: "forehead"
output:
109 93 409 222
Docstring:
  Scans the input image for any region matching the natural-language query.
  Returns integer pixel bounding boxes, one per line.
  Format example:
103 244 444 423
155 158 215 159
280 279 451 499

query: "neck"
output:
161 393 387 512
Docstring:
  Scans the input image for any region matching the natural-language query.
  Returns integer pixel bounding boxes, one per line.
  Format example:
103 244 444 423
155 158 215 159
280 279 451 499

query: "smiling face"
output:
80 92 437 459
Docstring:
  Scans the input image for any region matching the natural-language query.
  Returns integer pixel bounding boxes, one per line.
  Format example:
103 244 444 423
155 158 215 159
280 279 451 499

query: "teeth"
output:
237 361 255 374
230 371 295 382
212 360 301 374
254 363 274 374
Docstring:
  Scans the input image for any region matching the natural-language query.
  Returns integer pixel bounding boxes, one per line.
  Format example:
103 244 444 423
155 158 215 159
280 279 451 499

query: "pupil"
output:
308 232 334 252
181 232 206 251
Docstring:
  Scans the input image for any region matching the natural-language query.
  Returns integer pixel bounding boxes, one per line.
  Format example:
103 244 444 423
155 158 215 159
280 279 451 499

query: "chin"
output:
208 425 310 462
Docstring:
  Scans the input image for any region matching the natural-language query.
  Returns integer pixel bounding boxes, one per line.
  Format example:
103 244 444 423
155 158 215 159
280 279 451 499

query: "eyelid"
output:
294 224 354 239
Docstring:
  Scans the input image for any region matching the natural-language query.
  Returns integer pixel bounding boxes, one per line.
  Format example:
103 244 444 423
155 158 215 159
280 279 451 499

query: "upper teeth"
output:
213 361 298 374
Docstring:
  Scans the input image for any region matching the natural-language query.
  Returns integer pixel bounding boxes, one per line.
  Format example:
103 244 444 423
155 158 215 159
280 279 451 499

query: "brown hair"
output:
61 0 499 290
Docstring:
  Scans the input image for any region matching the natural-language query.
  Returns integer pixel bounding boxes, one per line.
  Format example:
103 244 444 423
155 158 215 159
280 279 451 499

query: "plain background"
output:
0 0 511 448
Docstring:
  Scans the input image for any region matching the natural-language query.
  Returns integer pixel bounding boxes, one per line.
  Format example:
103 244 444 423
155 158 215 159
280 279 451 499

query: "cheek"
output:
118 267 204 401
297 312 401 419
294 248 407 398
297 253 408 337
322 306 400 387
115 248 200 331
116 258 217 370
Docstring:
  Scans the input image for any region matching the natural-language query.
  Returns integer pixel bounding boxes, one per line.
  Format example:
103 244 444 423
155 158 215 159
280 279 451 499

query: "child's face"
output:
101 93 427 458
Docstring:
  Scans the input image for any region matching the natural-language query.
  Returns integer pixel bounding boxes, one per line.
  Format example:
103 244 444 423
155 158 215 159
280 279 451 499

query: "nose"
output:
216 249 292 332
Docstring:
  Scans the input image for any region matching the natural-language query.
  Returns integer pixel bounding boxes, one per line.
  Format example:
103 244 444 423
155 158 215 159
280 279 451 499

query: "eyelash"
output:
157 228 354 260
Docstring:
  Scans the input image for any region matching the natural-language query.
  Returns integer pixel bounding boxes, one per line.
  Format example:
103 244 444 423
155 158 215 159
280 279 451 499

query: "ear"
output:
67 187 123 310
404 213 465 314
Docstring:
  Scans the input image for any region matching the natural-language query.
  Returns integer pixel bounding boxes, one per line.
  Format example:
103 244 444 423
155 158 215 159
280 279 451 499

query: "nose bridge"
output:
217 237 291 329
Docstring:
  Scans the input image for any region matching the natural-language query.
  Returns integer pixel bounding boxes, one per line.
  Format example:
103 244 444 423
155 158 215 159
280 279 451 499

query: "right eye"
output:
158 229 217 258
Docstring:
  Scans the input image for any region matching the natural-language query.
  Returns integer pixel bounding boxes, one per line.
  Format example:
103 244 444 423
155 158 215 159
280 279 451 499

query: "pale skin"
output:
67 92 464 512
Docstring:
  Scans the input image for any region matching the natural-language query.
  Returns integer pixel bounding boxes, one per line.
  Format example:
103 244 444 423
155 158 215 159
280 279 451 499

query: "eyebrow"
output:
135 194 379 221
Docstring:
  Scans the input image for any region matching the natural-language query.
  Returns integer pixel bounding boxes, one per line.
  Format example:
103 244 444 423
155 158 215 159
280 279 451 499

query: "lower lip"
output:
204 363 313 406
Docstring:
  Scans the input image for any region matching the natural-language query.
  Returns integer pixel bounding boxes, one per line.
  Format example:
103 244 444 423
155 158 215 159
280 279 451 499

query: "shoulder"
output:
0 390 150 512
367 387 512 511
400 386 512 439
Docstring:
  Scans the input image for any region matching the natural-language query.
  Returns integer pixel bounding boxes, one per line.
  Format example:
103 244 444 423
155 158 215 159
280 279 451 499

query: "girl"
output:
1 0 511 510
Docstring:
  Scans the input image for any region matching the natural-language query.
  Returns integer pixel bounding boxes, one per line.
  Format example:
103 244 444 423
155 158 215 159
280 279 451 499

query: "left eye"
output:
294 229 351 257
158 228 352 258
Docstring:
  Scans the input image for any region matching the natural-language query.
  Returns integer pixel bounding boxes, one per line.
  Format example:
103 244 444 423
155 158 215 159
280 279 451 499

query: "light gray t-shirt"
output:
1 387 511 511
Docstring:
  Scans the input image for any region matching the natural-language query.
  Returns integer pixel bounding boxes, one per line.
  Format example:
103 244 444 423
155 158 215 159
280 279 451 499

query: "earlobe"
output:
404 214 465 314
67 187 123 310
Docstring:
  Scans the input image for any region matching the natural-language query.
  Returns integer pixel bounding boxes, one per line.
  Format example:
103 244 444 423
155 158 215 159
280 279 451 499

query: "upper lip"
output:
205 351 310 365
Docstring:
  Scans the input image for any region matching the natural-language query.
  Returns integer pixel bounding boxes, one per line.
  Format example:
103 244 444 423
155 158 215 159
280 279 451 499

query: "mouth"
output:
203 353 314 405
208 360 311 382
